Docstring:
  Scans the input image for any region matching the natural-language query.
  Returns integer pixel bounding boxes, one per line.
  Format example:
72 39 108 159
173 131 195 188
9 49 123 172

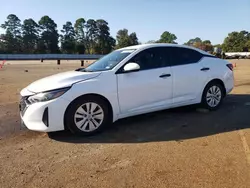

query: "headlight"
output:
27 87 70 104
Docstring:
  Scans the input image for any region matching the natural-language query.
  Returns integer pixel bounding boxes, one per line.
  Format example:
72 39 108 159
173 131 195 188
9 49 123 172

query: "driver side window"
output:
129 47 169 71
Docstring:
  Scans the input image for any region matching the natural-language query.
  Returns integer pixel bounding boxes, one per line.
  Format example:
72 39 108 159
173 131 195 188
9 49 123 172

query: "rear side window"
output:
129 47 171 70
170 47 203 66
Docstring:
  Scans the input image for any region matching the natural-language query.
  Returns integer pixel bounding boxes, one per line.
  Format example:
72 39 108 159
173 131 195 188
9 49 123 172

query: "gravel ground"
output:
0 59 250 188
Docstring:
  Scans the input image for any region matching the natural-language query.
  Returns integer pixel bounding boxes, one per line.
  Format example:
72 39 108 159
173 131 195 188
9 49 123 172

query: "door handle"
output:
200 67 210 71
159 73 171 78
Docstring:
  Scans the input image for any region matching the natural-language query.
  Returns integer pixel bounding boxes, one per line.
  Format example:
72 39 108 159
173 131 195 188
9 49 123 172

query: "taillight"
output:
226 64 233 71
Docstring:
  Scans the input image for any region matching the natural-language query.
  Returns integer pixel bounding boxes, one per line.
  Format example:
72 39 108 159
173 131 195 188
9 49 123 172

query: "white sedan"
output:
20 44 234 135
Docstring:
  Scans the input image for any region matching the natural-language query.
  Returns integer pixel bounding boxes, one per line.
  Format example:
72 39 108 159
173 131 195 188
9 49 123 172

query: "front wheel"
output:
202 82 224 110
64 96 111 136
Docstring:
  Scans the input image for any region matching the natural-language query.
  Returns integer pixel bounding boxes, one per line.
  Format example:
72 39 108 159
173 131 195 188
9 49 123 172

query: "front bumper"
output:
20 118 27 129
19 95 71 132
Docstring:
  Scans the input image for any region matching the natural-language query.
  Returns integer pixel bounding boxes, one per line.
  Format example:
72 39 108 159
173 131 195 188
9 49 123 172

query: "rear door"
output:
169 47 209 104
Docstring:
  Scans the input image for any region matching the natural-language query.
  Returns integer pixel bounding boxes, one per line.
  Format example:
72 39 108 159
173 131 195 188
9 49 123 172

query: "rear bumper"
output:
224 73 234 94
226 86 233 94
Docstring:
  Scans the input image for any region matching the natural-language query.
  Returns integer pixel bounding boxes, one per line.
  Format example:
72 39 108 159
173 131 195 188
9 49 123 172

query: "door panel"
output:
117 67 172 114
116 47 173 115
171 63 206 104
169 47 209 104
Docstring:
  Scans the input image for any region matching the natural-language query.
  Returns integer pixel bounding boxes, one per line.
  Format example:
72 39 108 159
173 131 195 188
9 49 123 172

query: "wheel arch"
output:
202 78 226 99
63 93 114 130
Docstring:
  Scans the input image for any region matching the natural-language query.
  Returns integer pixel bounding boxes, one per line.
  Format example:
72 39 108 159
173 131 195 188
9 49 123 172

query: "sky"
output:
0 0 250 45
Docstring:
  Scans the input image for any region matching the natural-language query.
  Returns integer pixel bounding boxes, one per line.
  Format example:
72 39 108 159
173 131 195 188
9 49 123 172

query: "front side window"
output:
128 47 170 71
170 47 203 66
78 49 135 72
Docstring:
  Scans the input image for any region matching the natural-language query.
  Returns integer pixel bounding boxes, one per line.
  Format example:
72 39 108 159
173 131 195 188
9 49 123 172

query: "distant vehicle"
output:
19 44 234 135
225 52 250 59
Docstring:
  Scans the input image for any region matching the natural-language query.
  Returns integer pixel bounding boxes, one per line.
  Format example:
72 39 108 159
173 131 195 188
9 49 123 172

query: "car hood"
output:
26 70 101 93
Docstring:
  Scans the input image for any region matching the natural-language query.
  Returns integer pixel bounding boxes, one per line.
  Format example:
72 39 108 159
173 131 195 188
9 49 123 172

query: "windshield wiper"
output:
75 68 84 71
75 68 93 72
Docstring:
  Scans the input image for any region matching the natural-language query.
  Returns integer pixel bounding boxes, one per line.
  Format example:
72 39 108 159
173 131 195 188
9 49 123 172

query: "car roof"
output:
118 43 212 56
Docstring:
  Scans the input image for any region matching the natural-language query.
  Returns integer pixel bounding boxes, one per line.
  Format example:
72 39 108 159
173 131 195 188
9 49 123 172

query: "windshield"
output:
79 49 135 72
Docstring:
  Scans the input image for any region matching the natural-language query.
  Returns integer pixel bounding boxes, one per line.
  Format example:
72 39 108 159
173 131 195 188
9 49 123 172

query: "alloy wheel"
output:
206 86 222 107
74 102 104 132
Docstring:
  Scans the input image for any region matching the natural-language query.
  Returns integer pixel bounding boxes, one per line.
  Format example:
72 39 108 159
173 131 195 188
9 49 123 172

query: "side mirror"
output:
123 62 140 73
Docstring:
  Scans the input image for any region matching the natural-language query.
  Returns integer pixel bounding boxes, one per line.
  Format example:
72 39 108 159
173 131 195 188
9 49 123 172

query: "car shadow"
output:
48 94 250 144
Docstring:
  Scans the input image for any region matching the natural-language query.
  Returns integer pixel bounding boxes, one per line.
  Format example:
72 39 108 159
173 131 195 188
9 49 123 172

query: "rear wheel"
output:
65 96 111 136
202 82 224 110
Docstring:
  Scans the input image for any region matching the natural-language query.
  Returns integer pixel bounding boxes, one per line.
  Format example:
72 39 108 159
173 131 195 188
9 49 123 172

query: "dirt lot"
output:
0 59 250 188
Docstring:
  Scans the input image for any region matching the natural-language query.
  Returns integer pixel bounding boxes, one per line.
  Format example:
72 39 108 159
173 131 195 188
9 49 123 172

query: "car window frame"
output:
115 47 172 74
168 46 204 67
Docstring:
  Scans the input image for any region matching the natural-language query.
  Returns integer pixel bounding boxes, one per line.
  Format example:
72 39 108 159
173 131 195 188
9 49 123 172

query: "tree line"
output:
0 14 249 54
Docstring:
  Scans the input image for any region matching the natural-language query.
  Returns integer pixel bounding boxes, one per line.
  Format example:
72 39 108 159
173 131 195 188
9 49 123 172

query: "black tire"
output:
201 82 224 111
64 96 111 136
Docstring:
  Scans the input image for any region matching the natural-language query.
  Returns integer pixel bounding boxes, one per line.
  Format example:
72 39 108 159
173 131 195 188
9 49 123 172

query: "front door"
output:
116 47 173 115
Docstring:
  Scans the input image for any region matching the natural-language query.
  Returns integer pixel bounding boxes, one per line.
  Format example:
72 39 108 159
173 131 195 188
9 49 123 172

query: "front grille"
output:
19 96 28 116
